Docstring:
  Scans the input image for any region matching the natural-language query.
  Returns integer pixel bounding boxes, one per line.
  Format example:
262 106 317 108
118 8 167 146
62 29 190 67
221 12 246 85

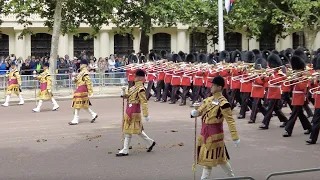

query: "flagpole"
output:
218 0 225 51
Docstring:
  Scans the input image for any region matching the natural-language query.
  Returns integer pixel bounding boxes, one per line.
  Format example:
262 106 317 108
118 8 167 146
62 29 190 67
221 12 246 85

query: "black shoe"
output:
179 103 186 106
68 122 78 125
154 99 160 102
280 122 286 128
248 120 255 124
147 141 156 152
237 115 245 119
283 131 291 137
306 140 316 145
160 100 166 103
304 129 311 135
169 101 176 104
116 153 128 157
91 115 98 123
259 124 268 130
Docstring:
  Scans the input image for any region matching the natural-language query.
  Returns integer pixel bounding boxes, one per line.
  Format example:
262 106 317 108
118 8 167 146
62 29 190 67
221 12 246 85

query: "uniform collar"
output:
212 91 223 99
135 81 143 85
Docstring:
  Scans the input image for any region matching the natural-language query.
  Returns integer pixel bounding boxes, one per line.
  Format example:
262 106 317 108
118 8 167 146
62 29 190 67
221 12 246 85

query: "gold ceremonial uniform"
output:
197 92 239 167
35 69 53 100
123 81 148 134
6 68 21 95
72 69 93 109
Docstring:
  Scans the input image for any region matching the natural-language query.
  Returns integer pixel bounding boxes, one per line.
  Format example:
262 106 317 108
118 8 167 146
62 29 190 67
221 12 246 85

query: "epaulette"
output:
278 70 285 76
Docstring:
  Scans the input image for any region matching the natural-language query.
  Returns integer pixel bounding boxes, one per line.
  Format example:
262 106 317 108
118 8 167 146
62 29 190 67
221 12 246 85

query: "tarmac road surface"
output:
0 98 320 180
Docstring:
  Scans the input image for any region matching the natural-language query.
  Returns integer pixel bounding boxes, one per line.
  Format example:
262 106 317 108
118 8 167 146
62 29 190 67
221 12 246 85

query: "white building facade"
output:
1 14 320 59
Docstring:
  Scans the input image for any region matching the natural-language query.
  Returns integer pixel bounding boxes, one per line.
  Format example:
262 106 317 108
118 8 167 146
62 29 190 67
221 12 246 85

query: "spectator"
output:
0 57 7 75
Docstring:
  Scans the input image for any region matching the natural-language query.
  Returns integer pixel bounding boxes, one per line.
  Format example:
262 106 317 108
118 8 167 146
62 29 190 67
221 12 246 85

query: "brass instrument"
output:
282 71 315 86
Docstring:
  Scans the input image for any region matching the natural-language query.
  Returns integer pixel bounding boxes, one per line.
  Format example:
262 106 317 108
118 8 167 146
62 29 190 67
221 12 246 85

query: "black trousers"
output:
204 87 212 98
146 81 156 100
222 89 229 100
309 109 320 142
128 81 135 89
229 89 241 109
239 92 252 117
303 101 314 117
250 98 267 122
285 106 312 135
192 85 202 104
156 80 165 101
181 86 191 105
170 85 181 103
262 99 288 127
162 83 172 101
281 92 293 110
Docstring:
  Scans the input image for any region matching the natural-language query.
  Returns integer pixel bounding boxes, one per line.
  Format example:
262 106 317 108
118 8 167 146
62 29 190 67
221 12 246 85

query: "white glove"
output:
190 109 199 117
233 139 240 147
5 74 8 78
144 116 150 121
89 94 93 98
120 90 125 97
48 89 51 93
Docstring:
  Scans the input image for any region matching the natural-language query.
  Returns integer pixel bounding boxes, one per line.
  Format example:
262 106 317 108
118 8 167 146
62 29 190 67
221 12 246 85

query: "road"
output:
0 98 319 180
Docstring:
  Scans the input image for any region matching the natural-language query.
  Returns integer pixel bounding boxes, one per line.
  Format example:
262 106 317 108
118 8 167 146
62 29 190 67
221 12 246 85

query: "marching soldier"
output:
155 63 166 102
259 54 288 129
2 62 24 107
32 62 59 112
180 54 195 106
170 54 183 104
117 69 156 156
229 50 242 109
69 59 98 125
190 76 240 179
283 55 312 137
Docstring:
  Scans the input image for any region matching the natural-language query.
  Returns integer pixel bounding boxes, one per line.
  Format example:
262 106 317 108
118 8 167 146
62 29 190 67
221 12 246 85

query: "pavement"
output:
0 97 320 180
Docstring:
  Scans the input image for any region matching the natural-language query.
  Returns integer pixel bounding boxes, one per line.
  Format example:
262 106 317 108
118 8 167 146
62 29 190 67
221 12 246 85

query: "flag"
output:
225 0 236 13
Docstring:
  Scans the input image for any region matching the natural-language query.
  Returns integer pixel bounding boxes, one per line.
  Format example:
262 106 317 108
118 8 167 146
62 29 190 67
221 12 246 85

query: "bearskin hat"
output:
207 53 215 64
186 53 195 63
218 50 230 62
80 59 89 65
230 50 242 63
178 51 185 61
293 49 307 61
131 55 138 63
272 50 279 54
255 58 267 69
316 48 320 56
314 56 320 70
267 54 282 68
252 49 262 59
171 54 182 63
291 55 306 70
198 53 207 63
160 50 167 59
243 51 255 63
140 55 147 63
305 51 312 63
279 51 290 65
262 50 271 60
149 52 156 61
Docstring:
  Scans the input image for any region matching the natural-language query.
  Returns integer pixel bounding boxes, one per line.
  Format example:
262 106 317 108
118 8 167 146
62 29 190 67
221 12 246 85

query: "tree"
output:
3 0 121 88
112 0 182 55
269 0 320 50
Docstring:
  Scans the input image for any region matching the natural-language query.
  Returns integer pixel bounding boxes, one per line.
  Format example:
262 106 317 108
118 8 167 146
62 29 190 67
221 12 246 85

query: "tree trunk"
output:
49 0 64 90
304 29 318 50
139 29 149 57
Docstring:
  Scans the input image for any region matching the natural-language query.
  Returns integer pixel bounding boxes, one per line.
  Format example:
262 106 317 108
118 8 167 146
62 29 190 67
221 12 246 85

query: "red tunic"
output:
205 69 218 88
171 70 182 86
181 69 193 86
230 69 241 89
193 70 204 86
313 86 320 108
291 81 308 106
267 72 286 99
251 76 266 98
219 69 231 89
147 68 157 81
164 70 173 84
127 68 136 82
240 73 252 93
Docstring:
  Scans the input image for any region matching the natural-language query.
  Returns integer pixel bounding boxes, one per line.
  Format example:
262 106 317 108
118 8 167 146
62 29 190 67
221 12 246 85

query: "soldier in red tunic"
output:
155 63 166 102
145 52 158 100
283 55 312 137
170 54 183 104
238 51 255 119
161 63 173 103
307 56 320 144
180 54 195 106
259 54 288 129
126 67 136 89
279 52 292 109
248 58 268 123
229 50 242 109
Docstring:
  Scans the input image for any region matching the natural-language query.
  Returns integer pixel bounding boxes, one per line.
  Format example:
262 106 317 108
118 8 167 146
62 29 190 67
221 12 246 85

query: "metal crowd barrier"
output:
265 167 320 180
214 176 255 180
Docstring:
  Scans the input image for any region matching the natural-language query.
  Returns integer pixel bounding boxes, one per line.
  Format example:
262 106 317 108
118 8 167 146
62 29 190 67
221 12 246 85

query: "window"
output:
31 33 52 57
225 32 242 51
0 33 9 57
114 33 133 57
152 33 171 54
190 32 207 53
73 33 94 58
292 32 305 49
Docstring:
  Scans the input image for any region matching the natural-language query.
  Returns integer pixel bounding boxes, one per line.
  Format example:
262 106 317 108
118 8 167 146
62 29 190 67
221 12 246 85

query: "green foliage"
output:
269 0 320 33
3 0 122 39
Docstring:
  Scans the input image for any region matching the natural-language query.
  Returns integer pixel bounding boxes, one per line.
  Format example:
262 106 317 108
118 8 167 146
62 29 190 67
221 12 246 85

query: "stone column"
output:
14 30 26 58
99 30 110 58
176 29 187 53
58 34 69 57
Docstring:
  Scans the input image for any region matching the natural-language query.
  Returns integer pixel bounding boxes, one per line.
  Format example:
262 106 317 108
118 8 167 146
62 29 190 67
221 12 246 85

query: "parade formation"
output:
2 48 320 179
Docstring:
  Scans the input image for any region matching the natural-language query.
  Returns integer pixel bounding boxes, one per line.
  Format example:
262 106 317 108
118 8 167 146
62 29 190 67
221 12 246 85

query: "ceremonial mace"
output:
192 103 200 180
33 70 38 106
118 86 132 150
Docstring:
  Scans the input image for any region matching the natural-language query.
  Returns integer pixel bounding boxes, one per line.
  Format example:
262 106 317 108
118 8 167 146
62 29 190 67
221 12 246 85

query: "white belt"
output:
148 73 156 76
194 76 203 78
269 85 281 88
253 84 263 87
182 75 191 78
172 75 181 78
292 91 304 94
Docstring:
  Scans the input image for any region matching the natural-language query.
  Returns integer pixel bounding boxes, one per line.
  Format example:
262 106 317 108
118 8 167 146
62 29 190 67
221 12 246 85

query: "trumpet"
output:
309 85 320 95
282 71 316 86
